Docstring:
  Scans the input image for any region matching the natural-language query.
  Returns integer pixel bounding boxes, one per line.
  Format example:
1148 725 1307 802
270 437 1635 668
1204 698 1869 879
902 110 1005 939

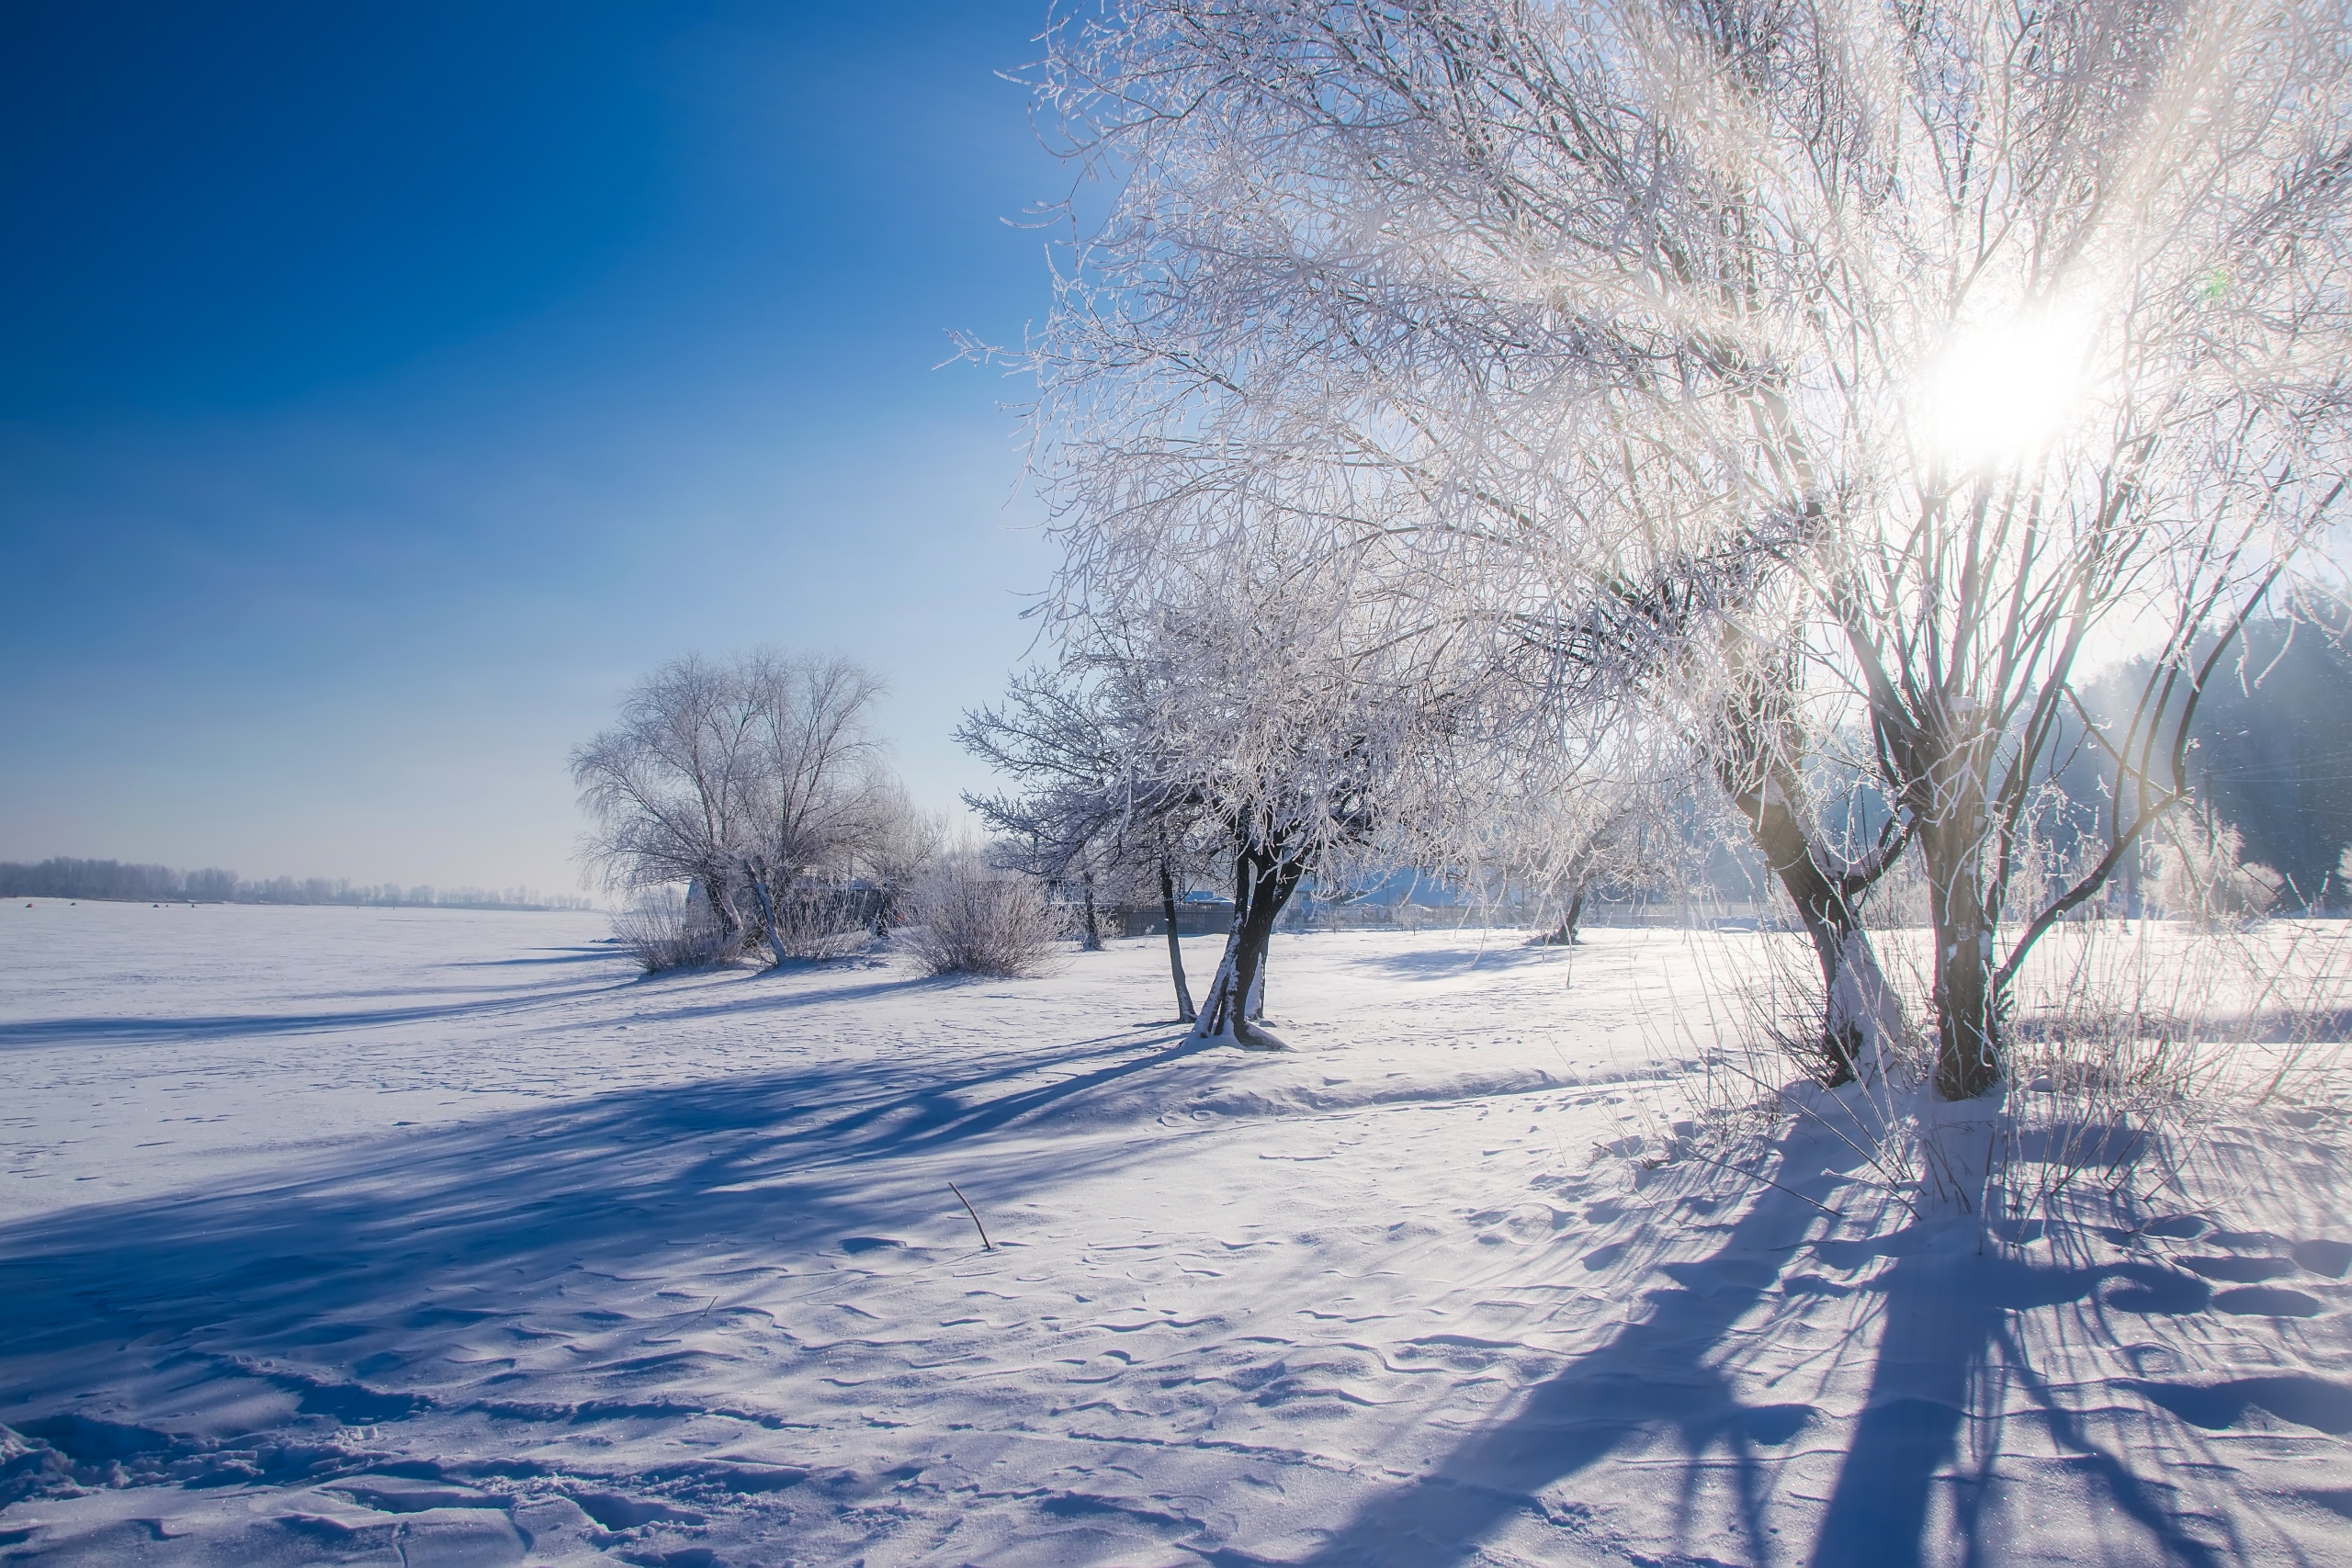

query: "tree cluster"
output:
974 0 2352 1096
572 650 934 966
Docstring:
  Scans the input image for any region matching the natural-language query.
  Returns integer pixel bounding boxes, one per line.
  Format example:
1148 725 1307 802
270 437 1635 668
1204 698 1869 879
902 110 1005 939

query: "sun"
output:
1923 308 2096 472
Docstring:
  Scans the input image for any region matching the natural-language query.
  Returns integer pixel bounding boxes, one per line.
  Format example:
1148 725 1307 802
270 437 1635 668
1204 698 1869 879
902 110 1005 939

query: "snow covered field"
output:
6 901 2352 1566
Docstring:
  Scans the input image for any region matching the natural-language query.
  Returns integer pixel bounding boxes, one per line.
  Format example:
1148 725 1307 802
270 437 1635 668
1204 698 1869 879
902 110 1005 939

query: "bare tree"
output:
573 650 905 967
734 652 895 964
571 655 761 956
959 649 1210 1016
860 783 949 933
1131 533 1473 1046
1032 0 2352 1096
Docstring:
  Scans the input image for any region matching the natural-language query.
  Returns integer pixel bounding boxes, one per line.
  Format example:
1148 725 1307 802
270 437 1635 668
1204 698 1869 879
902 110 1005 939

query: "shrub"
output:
2153 820 2283 927
762 887 876 963
612 887 736 973
901 855 1062 978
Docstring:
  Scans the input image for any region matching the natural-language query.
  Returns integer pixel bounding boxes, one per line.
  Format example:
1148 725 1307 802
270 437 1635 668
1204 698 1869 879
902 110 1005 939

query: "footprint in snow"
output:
2294 1238 2352 1279
2140 1374 2352 1434
2137 1213 2209 1240
841 1236 904 1255
2180 1255 2300 1283
2212 1286 2324 1318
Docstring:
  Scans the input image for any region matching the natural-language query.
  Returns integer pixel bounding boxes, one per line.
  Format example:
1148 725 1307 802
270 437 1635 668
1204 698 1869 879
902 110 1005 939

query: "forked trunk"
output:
1159 856 1195 1022
1187 850 1253 1044
1080 873 1102 953
744 872 786 966
1188 844 1299 1046
1727 768 1900 1084
1712 645 1907 1080
1228 851 1298 1035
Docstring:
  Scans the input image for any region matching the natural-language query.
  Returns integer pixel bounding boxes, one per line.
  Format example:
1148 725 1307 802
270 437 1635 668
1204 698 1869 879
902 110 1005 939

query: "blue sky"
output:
1 1 1070 896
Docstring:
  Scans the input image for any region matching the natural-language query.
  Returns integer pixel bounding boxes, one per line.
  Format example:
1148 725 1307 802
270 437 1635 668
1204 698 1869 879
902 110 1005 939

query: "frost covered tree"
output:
859 784 949 932
571 655 762 954
958 650 1211 1016
573 650 903 966
1030 0 2352 1096
733 652 896 964
958 665 1134 954
1101 524 1475 1047
1460 767 1674 946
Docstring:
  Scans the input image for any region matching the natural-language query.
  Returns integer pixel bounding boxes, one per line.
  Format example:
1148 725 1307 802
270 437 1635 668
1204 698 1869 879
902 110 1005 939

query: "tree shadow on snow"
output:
0 1020 1232 1433
621 968 949 1022
1351 942 1564 979
1244 1112 2281 1568
442 945 623 968
0 977 635 1049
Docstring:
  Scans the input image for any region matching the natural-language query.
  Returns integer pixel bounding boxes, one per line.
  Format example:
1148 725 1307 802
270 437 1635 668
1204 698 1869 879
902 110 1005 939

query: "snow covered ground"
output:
6 900 2352 1566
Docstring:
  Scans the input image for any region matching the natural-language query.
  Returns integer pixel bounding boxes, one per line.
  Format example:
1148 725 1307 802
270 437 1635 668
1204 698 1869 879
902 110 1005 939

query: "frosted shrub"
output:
766 888 873 962
2153 821 2283 927
612 887 734 974
1662 912 2352 1233
902 856 1061 978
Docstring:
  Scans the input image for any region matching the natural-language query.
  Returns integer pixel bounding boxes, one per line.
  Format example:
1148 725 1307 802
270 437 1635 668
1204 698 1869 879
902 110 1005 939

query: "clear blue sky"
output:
1 1 1069 896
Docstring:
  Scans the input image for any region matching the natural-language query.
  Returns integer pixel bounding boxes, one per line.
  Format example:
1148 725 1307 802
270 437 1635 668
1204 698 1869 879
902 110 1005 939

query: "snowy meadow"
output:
7 901 2352 1566
14 0 2352 1563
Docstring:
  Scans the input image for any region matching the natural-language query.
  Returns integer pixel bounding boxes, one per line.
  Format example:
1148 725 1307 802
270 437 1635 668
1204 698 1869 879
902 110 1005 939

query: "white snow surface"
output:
5 900 2352 1566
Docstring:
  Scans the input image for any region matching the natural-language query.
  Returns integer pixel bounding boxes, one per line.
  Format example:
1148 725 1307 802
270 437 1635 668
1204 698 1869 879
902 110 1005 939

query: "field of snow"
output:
6 900 2352 1566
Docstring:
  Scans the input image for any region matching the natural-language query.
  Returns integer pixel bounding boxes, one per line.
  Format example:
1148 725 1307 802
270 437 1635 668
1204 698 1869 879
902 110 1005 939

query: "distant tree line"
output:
0 857 592 910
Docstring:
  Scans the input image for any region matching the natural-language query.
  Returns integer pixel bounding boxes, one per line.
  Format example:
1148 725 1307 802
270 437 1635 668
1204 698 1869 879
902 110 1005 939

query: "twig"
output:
1676 1145 1845 1218
950 1182 995 1252
1708 1053 1921 1214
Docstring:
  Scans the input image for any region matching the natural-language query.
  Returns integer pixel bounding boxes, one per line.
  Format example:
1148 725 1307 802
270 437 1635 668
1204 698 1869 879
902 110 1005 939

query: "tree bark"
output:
1555 885 1587 946
1227 847 1300 1041
1711 640 1905 1083
1235 852 1300 1024
695 866 744 957
1188 842 1299 1046
1159 856 1195 1022
1080 872 1102 952
743 870 786 966
1717 753 1905 1085
1919 775 2000 1099
1188 848 1253 1043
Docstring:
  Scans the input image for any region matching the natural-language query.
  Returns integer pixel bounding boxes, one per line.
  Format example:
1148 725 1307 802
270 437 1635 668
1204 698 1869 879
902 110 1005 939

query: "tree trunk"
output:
743 870 786 966
1721 761 1901 1086
1187 848 1253 1044
1159 856 1195 1022
1237 857 1299 1022
1710 634 1906 1081
1190 843 1299 1047
1080 873 1102 952
695 867 744 956
1228 849 1300 1041
1920 798 2000 1099
1557 885 1587 946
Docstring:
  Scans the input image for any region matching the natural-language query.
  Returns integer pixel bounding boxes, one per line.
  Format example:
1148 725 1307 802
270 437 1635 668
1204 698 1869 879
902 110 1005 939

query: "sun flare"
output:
1924 310 2095 470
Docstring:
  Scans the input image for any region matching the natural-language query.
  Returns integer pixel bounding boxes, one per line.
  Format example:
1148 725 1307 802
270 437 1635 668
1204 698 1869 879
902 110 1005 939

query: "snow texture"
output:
6 900 2352 1564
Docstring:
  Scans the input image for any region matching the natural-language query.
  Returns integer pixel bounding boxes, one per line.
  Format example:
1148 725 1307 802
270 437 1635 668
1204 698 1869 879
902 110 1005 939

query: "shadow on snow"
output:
6 994 2345 1565
0 1017 1227 1424
1227 1109 2333 1568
